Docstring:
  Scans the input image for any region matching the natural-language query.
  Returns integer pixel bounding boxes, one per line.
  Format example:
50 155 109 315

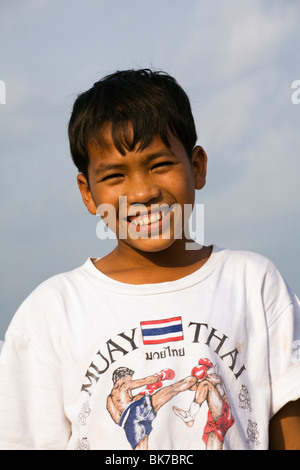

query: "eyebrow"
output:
95 163 127 174
94 150 174 174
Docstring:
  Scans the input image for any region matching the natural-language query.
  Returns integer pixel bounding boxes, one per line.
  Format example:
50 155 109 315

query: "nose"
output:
126 173 161 205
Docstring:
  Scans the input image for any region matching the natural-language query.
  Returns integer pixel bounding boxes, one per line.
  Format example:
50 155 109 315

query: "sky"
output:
0 0 299 340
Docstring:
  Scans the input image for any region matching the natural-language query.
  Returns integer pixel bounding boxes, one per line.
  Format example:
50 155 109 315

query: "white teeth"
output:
131 211 163 227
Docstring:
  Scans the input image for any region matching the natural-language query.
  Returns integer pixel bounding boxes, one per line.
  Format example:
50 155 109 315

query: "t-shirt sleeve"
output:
268 290 300 417
0 286 71 449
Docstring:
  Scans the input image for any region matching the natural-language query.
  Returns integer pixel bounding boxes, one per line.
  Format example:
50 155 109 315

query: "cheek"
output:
172 176 195 205
93 190 121 235
92 186 120 209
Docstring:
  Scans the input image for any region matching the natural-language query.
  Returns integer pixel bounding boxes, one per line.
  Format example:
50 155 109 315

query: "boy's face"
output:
77 126 207 254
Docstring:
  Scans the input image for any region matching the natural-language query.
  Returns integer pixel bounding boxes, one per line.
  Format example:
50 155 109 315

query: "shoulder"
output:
220 246 290 285
6 261 91 340
217 246 280 279
218 246 295 318
220 246 271 265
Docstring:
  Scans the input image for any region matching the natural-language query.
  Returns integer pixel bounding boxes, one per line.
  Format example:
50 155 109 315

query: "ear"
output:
77 173 97 215
191 146 207 190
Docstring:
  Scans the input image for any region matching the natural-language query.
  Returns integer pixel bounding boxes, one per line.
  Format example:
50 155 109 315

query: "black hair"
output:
68 69 197 180
112 367 135 384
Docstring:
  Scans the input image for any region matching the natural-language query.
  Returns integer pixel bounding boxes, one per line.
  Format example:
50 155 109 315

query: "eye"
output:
152 161 173 171
101 173 124 182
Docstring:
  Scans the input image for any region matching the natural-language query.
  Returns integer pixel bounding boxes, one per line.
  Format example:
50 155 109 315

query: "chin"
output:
128 236 182 254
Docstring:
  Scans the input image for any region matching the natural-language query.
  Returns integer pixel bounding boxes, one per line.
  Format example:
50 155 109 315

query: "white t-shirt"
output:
0 246 299 450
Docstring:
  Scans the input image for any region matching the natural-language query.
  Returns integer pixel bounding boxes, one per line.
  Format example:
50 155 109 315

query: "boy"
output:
0 69 299 450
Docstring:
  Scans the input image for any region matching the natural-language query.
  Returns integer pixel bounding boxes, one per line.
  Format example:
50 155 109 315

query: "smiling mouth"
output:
128 210 164 227
126 207 172 233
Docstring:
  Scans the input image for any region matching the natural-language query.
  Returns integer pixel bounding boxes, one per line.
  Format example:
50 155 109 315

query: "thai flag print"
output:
140 316 184 345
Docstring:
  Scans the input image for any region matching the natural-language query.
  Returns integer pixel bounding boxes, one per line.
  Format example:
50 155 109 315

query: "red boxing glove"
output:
191 365 208 380
198 358 213 369
155 368 175 381
141 381 163 395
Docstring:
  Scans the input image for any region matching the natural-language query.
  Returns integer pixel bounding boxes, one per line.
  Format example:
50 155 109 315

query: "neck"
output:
94 238 212 284
117 238 206 268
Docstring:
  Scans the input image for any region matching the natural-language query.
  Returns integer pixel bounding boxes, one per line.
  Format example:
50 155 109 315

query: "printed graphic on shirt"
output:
80 320 246 397
106 366 195 450
77 317 261 450
78 401 91 425
75 437 90 450
246 420 260 446
108 358 235 450
172 358 235 450
238 385 252 412
140 316 184 345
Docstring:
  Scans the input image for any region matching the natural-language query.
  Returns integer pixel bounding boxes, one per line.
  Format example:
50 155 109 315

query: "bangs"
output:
89 82 179 155
93 116 174 156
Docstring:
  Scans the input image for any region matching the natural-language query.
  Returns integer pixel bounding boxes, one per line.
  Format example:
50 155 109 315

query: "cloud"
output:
170 0 298 81
159 0 300 211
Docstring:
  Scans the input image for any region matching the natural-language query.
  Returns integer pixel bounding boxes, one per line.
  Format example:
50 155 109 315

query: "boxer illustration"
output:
107 366 197 450
173 358 235 450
